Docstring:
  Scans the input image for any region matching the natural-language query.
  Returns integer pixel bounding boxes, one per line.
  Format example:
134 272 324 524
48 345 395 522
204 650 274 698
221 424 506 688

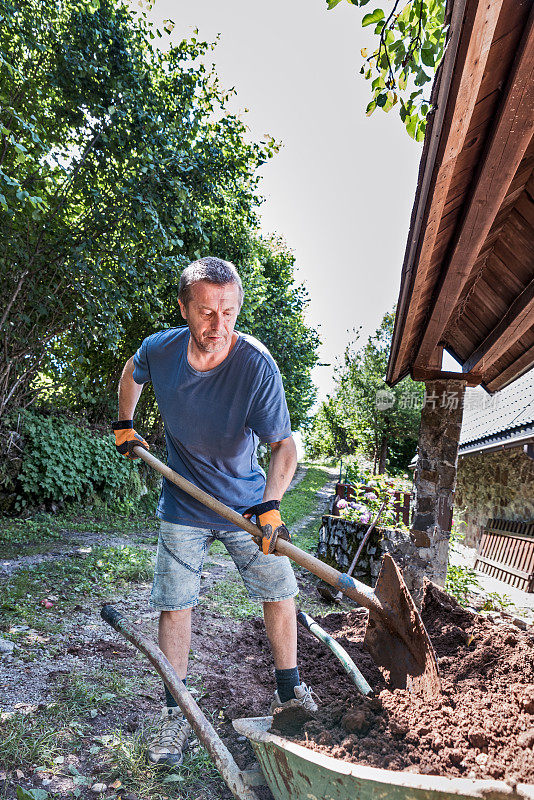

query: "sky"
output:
144 0 424 401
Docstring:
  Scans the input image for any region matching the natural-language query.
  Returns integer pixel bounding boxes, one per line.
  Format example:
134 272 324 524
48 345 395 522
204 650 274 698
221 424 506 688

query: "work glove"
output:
244 500 291 555
112 420 149 459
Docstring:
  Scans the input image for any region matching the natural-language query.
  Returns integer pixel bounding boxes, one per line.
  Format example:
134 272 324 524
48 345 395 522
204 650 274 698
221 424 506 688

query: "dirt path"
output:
0 536 151 578
0 464 336 800
290 466 337 535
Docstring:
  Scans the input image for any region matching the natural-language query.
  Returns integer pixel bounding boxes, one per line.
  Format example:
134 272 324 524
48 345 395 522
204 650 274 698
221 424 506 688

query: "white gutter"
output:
459 432 534 457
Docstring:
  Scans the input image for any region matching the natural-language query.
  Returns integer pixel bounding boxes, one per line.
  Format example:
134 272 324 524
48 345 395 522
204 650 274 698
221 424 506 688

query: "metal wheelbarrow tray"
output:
232 716 534 800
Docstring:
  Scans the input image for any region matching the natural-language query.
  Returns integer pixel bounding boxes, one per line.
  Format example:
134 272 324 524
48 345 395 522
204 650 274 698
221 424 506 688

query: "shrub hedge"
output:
11 410 142 510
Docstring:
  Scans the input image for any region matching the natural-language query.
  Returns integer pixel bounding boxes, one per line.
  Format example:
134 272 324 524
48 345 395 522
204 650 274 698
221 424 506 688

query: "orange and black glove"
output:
112 420 149 459
244 500 291 555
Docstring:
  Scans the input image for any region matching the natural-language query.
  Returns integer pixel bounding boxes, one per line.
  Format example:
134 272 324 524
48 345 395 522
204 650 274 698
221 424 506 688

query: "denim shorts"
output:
150 521 299 610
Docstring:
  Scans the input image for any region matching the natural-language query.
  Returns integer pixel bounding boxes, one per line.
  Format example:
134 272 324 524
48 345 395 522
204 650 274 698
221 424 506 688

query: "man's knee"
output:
263 597 296 615
159 608 192 627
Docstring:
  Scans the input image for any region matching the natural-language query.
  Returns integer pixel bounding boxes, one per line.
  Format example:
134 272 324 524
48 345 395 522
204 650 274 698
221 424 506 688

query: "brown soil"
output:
3 534 533 797
262 583 534 783
3 577 534 799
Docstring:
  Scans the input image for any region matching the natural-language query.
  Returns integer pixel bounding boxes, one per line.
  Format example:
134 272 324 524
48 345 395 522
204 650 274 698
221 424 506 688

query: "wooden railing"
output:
474 519 534 593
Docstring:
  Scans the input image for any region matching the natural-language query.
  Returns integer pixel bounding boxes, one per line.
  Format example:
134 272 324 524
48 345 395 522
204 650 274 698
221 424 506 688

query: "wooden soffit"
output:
387 0 534 393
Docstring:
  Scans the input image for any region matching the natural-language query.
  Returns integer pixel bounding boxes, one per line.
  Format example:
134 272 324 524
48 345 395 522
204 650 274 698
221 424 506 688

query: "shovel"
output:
133 447 441 698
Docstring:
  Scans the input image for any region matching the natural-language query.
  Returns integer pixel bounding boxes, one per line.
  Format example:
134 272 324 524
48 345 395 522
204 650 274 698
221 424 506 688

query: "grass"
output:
0 493 160 557
1 672 138 771
95 720 224 800
292 516 324 553
204 574 263 619
52 493 161 535
1 516 64 546
2 460 336 798
480 591 515 612
3 669 225 799
0 544 154 632
208 539 226 555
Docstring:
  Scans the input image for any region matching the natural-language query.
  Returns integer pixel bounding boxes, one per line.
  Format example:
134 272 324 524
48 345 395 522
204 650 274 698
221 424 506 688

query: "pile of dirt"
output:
199 583 534 784
269 584 534 783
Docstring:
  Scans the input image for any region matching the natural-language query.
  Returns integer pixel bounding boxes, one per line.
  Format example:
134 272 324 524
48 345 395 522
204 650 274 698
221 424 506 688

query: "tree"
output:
305 310 423 472
239 236 320 430
0 0 319 429
0 0 275 417
46 232 319 433
327 0 446 141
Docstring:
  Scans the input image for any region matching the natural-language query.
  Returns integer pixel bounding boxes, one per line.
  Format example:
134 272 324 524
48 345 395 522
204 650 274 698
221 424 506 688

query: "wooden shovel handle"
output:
134 447 261 537
133 446 381 614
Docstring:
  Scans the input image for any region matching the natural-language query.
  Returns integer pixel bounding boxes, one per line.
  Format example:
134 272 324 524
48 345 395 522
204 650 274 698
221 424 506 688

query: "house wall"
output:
455 447 534 546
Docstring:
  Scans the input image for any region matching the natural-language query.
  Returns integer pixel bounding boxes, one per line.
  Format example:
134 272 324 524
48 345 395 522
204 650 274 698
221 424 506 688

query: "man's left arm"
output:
245 436 297 554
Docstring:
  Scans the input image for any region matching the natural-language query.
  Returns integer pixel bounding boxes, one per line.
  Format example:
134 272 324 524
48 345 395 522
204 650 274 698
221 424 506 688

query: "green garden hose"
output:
297 610 373 696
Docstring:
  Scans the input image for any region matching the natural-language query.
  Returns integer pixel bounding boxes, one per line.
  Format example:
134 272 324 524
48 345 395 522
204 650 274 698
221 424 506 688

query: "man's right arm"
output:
113 356 149 458
118 356 144 418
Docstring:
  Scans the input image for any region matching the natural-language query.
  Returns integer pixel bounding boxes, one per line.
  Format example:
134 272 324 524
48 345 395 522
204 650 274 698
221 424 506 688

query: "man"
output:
113 256 316 768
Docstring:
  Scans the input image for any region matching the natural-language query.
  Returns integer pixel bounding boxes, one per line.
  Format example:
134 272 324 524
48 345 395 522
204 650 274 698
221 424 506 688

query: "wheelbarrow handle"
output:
133 446 385 617
100 604 257 800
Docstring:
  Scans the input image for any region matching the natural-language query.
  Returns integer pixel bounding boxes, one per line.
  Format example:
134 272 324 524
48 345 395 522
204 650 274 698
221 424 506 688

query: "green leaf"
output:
421 48 435 67
365 99 377 116
362 8 384 26
383 90 397 112
16 788 49 800
416 120 426 141
406 115 418 139
371 75 385 91
327 0 344 8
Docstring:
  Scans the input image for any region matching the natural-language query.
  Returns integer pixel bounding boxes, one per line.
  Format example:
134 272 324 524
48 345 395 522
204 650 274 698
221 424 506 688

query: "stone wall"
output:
317 515 449 603
455 447 534 547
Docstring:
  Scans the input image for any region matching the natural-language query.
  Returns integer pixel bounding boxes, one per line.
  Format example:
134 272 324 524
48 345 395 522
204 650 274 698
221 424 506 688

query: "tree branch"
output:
0 270 29 329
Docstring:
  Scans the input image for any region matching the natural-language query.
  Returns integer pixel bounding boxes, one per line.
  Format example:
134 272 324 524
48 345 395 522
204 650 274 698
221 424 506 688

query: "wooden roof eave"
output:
414 8 534 373
386 0 515 387
386 0 467 387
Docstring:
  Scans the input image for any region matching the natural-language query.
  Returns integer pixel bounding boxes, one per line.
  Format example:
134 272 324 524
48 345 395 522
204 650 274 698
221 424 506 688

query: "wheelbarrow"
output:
100 610 533 800
231 716 534 800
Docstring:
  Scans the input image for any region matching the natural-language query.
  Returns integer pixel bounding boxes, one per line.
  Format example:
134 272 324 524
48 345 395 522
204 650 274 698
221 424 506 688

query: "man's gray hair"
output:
179 256 244 307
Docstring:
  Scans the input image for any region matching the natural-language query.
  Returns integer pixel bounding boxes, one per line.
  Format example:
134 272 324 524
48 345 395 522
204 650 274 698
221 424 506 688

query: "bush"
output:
11 410 139 510
445 564 480 606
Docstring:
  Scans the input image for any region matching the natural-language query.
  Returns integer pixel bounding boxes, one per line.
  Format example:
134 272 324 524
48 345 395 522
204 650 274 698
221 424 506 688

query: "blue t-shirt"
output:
132 327 292 529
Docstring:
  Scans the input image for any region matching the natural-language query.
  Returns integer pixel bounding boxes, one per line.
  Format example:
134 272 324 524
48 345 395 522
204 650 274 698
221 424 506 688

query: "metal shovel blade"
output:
364 554 440 698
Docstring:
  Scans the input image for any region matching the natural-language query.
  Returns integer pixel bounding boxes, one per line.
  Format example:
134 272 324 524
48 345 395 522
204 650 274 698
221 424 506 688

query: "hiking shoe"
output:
147 707 191 767
270 682 318 714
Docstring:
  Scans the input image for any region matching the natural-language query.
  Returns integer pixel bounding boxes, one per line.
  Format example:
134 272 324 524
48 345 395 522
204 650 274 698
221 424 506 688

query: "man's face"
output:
179 281 241 354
